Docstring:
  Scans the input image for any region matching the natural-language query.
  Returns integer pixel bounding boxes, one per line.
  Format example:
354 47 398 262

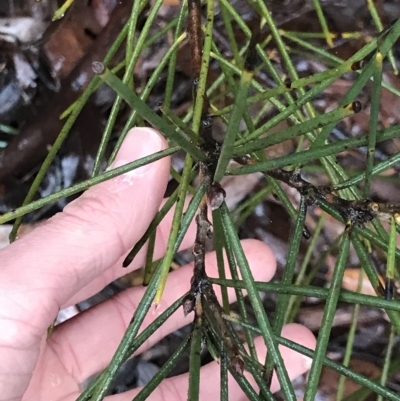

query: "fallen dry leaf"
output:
325 255 383 296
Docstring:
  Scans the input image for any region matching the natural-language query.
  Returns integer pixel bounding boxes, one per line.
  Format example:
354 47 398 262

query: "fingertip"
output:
109 127 168 170
240 239 277 282
282 323 316 350
247 324 315 393
272 323 315 392
281 323 316 371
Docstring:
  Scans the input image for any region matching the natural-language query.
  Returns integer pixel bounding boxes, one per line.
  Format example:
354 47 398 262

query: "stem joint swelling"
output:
242 165 400 299
245 166 400 229
186 66 244 364
184 161 244 373
184 0 247 378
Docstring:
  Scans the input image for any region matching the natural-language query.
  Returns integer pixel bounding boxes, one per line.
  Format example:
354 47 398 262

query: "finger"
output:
64 195 199 306
46 239 276 385
0 127 170 339
102 324 316 401
246 324 315 393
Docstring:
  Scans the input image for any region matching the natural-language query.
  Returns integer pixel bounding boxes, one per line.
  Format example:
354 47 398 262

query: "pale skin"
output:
0 128 316 401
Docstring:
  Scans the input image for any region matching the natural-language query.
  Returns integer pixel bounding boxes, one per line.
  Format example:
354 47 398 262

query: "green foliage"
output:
3 1 400 400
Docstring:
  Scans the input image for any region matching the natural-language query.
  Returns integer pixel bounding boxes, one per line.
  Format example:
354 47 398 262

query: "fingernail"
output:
109 127 164 176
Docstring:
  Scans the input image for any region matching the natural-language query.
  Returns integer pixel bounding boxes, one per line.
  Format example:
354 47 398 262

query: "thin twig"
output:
185 0 244 376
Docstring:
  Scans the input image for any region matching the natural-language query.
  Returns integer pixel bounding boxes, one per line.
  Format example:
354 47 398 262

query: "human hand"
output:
0 128 316 401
